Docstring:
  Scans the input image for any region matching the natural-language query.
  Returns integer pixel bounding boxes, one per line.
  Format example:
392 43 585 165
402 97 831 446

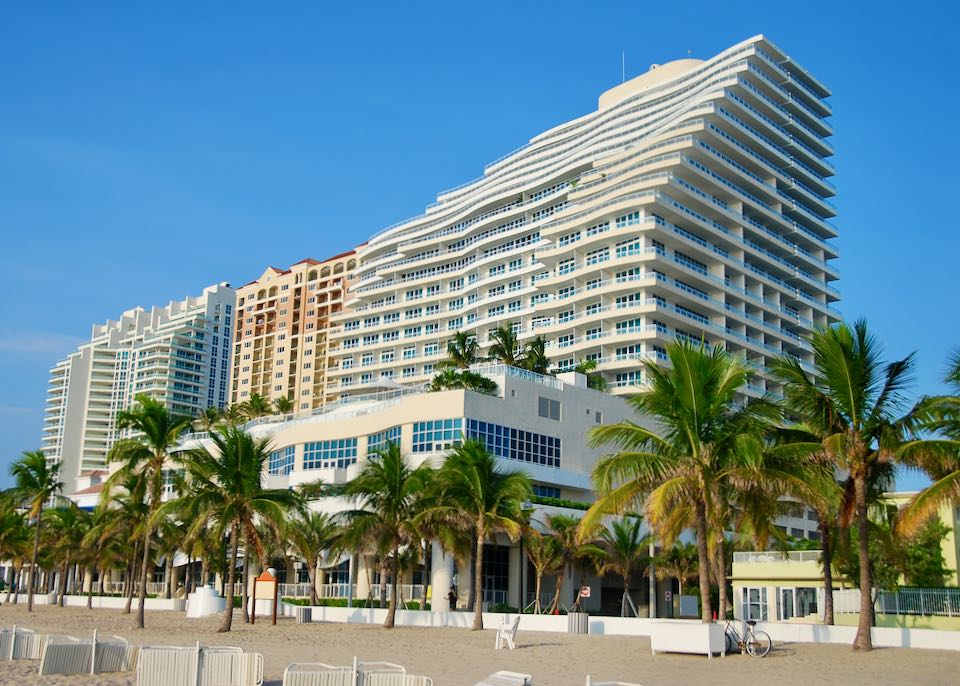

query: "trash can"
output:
567 611 589 635
295 606 312 624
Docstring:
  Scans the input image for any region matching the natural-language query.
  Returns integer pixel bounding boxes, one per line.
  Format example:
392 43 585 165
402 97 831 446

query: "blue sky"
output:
1 1 956 489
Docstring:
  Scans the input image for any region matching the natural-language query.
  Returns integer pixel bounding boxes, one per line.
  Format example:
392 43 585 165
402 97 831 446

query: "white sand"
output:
0 604 957 685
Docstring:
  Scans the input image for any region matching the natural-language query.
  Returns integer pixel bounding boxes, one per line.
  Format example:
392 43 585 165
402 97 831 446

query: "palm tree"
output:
0 508 30 603
172 425 301 632
520 336 551 375
654 542 699 597
899 349 960 535
107 394 192 628
222 404 246 426
583 340 781 623
770 320 916 650
429 368 498 395
194 406 222 432
242 392 273 419
274 396 294 415
438 331 481 370
545 514 595 613
46 504 92 606
427 440 531 630
523 530 562 614
574 358 607 391
487 326 522 367
96 472 149 611
343 443 432 627
287 511 342 606
6 450 62 612
593 518 650 617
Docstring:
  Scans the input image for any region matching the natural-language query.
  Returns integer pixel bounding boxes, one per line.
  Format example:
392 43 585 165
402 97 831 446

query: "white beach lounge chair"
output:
138 643 263 686
38 630 137 676
584 677 644 686
494 615 521 650
475 671 533 686
364 675 434 686
283 662 354 686
0 626 47 660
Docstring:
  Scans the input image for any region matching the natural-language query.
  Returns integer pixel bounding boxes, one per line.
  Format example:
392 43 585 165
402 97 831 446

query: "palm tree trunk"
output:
694 501 713 623
534 572 542 614
27 502 43 612
819 515 834 625
378 558 388 608
87 567 96 609
165 555 174 600
308 565 319 607
853 473 873 651
124 541 139 614
4 567 13 604
622 573 631 618
219 523 239 633
241 534 250 624
58 559 69 607
471 532 485 631
716 537 728 621
136 526 152 628
11 566 21 604
550 569 564 614
385 546 399 628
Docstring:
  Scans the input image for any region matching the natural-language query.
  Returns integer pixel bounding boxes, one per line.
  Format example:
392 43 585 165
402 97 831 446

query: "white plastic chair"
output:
494 615 521 650
475 671 533 686
283 662 354 686
585 677 644 686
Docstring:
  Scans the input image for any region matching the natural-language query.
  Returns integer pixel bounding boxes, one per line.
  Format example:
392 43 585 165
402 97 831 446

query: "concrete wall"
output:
12 593 185 611
301 606 960 650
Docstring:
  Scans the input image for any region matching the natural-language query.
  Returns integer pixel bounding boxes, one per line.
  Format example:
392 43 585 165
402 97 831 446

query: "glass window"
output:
303 439 358 470
412 418 463 453
742 587 768 621
367 426 402 455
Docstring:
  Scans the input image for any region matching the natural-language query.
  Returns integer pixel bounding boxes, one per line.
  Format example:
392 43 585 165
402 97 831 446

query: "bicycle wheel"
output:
746 630 772 657
724 630 735 654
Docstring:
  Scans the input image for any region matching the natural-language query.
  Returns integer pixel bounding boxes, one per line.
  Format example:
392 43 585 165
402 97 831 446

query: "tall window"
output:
367 425 402 455
412 419 463 453
268 446 295 475
303 439 357 469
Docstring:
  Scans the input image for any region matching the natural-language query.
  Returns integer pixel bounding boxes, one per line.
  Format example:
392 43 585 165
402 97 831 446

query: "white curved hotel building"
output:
327 35 838 397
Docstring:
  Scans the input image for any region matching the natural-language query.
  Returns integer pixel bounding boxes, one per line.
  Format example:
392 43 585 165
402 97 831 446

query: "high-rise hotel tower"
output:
42 284 235 487
328 36 838 397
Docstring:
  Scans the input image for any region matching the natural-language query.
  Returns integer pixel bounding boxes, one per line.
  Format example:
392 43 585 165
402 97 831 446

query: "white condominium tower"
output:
42 283 236 488
328 35 838 397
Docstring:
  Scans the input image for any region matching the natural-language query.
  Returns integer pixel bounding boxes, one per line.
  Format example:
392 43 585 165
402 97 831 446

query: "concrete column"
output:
347 554 357 607
648 541 657 618
355 554 371 602
430 541 455 611
455 556 471 610
507 544 521 610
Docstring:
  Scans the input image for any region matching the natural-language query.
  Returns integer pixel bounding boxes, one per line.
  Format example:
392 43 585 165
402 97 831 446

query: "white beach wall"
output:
302 606 960 651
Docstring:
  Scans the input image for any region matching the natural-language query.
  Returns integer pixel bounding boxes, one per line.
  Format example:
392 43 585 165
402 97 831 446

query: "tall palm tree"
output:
6 450 62 612
899 349 960 535
222 404 246 426
343 443 432 627
438 331 481 370
770 320 916 651
274 396 294 415
107 394 192 628
583 340 781 623
523 529 562 614
171 425 301 632
520 336 551 375
593 518 650 617
427 440 531 630
96 472 149 611
487 326 522 367
287 511 342 606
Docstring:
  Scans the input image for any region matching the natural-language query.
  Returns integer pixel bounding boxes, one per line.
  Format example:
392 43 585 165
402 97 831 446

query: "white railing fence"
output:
834 587 960 617
732 550 822 563
369 584 425 602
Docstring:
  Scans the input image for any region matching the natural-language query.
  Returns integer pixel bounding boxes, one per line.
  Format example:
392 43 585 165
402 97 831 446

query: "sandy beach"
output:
0 605 957 686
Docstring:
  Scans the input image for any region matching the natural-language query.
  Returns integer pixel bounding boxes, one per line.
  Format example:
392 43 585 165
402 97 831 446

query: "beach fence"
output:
834 587 960 617
137 643 263 686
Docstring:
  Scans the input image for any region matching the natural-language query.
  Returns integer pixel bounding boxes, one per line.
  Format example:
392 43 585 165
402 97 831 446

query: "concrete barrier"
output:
301 606 960 651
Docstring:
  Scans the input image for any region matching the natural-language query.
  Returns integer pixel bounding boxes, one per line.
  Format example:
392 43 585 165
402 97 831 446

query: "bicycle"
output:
723 619 772 657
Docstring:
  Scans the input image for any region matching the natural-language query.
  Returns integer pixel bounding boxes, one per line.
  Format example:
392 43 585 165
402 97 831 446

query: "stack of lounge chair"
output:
137 642 263 686
283 657 433 686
